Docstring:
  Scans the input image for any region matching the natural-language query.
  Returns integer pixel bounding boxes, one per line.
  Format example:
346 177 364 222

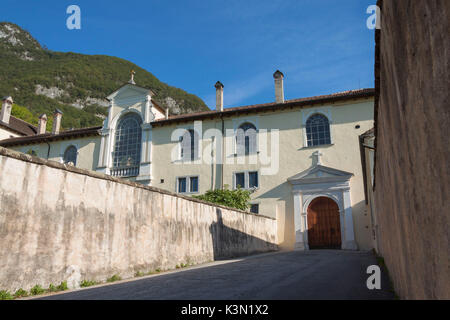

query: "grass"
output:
0 290 13 300
13 288 29 298
106 274 122 283
1 261 200 299
30 285 45 296
80 280 99 288
57 281 68 291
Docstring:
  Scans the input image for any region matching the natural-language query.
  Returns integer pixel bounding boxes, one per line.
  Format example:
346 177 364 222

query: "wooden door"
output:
307 197 341 249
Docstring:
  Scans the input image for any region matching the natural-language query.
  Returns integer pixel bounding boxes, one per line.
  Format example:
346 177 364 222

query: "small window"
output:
63 146 77 166
306 114 331 147
250 204 259 214
235 172 245 189
249 171 258 188
190 176 199 193
234 171 259 190
177 176 199 193
178 177 187 193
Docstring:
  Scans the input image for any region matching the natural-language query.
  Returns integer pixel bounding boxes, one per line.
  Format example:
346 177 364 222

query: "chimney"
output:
273 70 285 103
37 114 47 134
215 81 224 112
52 109 63 134
1 96 13 124
165 108 169 119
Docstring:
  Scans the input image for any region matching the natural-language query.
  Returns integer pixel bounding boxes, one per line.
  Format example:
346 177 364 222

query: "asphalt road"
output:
37 250 395 300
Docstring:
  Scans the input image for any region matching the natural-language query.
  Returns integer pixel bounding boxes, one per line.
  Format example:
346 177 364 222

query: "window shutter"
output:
181 131 191 161
236 128 245 155
247 127 257 154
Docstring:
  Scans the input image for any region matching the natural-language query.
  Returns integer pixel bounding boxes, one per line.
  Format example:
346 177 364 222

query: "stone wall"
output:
0 147 278 293
374 0 449 299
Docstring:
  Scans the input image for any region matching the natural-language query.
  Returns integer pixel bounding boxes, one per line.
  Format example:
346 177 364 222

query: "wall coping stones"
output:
0 146 275 220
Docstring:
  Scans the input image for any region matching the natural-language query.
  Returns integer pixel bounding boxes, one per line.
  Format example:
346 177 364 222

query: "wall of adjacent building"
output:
0 146 278 293
9 136 101 170
373 0 449 299
0 127 21 140
151 98 375 250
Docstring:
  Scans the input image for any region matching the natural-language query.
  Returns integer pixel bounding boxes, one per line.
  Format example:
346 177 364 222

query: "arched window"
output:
180 129 199 161
236 122 257 155
306 114 331 146
112 113 142 177
63 146 77 166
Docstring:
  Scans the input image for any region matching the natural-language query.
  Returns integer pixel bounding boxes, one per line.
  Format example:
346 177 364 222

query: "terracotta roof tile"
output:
0 126 101 147
153 88 375 125
0 116 37 136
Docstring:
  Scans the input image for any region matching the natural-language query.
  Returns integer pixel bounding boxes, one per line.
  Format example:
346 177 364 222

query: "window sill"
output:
172 158 201 164
178 191 200 195
232 151 259 157
299 143 334 150
233 186 259 192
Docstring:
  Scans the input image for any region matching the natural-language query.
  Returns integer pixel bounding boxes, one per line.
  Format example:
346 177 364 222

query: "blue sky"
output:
1 0 376 110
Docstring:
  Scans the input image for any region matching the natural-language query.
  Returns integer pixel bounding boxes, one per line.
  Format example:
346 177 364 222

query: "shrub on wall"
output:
193 185 251 211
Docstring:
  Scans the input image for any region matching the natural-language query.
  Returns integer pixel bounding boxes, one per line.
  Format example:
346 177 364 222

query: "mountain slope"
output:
0 22 209 129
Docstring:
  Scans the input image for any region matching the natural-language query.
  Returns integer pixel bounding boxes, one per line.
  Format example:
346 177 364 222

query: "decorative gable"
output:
106 83 155 102
288 164 353 185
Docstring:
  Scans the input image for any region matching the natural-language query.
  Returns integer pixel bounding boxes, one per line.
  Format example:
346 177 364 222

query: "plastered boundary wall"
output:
0 147 278 292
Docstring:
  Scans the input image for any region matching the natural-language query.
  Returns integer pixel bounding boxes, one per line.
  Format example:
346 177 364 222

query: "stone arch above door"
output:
288 164 358 250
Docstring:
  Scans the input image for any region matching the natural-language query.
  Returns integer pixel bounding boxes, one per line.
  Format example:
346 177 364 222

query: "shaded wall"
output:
0 147 277 293
374 0 449 299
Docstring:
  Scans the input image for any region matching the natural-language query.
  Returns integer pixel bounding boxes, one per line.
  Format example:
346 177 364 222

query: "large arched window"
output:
180 129 199 161
63 146 77 166
236 122 257 155
306 114 331 147
112 113 142 177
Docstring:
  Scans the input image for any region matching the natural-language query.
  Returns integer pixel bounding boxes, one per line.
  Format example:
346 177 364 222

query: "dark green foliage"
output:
0 290 13 300
47 284 58 292
56 281 68 291
193 185 252 211
13 288 28 298
80 280 98 287
0 22 208 130
25 149 37 156
106 274 121 282
30 285 45 295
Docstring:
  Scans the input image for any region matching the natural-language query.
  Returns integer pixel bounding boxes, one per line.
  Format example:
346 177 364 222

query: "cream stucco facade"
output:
1 80 375 251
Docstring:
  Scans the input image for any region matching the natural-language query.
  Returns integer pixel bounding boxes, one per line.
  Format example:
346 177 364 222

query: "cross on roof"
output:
129 70 136 85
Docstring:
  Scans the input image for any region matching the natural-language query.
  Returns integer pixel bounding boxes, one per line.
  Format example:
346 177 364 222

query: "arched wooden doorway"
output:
307 197 341 249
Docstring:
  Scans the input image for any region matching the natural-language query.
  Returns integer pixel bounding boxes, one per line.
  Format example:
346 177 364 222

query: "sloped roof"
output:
152 88 375 126
0 116 37 136
0 126 101 147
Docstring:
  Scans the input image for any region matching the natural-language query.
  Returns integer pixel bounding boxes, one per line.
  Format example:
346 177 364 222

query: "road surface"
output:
37 250 395 300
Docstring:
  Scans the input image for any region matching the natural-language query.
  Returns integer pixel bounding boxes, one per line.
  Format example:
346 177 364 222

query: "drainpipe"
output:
45 140 51 159
221 115 224 190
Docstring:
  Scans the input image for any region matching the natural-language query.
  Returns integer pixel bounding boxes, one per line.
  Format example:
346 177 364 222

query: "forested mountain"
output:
0 22 208 130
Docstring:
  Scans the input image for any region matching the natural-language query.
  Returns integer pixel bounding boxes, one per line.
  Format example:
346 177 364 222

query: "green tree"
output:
193 185 251 211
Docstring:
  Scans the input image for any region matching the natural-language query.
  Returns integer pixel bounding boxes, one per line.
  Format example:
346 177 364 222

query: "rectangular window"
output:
234 171 259 190
178 177 187 193
250 204 259 214
190 176 199 193
235 172 245 189
177 176 199 193
249 171 258 188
